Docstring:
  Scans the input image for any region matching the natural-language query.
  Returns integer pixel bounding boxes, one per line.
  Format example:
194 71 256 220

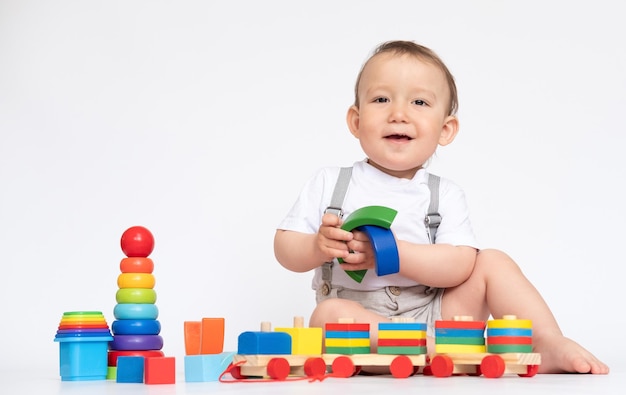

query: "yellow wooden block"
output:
325 338 370 348
378 330 427 340
435 344 486 354
275 327 323 355
487 318 532 329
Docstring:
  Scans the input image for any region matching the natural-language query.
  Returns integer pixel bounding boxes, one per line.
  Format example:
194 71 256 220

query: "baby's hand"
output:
339 229 375 270
316 213 353 261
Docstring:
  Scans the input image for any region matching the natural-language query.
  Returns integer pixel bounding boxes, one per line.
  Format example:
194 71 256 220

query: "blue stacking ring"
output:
112 319 161 335
357 225 400 276
113 303 159 320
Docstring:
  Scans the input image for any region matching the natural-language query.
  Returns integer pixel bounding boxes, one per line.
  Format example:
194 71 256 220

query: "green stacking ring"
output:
116 288 157 304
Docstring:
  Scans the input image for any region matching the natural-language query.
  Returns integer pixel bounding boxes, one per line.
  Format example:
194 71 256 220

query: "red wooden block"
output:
435 320 485 330
325 323 370 332
487 336 532 345
144 356 175 384
378 338 427 347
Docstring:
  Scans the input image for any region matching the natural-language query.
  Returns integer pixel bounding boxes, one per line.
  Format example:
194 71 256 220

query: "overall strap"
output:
321 167 353 294
425 173 441 244
324 167 353 218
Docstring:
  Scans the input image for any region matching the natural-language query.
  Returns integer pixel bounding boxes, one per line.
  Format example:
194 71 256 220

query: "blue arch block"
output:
358 225 399 276
237 331 291 355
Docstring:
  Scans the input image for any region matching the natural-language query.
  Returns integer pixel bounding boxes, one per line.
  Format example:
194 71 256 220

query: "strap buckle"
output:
424 213 442 227
324 206 344 219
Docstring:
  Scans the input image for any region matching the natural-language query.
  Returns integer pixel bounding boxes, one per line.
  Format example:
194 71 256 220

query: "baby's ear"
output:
346 105 360 138
439 115 459 146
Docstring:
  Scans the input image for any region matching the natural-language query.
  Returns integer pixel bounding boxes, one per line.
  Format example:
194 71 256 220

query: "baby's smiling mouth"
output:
385 133 413 141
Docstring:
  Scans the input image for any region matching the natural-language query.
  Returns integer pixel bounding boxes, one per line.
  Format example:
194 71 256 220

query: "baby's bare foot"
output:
535 335 609 374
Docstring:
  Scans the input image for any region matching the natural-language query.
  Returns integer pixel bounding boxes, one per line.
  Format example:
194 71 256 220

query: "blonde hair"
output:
353 41 458 116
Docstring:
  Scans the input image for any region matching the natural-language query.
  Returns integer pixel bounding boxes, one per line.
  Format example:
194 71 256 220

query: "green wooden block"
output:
325 346 371 354
435 336 486 345
377 346 427 355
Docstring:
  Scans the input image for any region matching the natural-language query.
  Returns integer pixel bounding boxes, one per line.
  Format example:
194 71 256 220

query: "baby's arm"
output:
338 234 474 287
338 232 476 288
274 213 354 273
397 242 476 287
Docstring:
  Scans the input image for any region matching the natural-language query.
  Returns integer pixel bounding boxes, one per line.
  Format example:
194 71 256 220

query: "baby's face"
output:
348 53 456 179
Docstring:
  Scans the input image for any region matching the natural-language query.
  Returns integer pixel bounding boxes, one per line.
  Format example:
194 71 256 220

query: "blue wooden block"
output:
237 331 291 355
184 352 235 382
325 330 370 339
116 356 144 383
379 322 427 331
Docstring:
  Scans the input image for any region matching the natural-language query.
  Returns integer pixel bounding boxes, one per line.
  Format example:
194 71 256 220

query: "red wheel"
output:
422 365 433 376
519 364 539 377
331 356 355 378
303 357 327 377
267 357 290 380
430 355 454 378
228 364 246 380
390 355 415 378
481 355 505 378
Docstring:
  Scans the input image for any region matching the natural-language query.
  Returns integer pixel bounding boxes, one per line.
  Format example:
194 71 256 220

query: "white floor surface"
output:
2 356 622 395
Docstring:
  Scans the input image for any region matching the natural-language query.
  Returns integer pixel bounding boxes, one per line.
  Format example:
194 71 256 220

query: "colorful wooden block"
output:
325 346 371 354
237 331 291 355
144 356 176 384
487 316 532 329
357 225 399 276
325 338 370 348
184 321 202 355
116 356 144 383
184 352 235 382
200 318 225 354
378 330 427 340
434 344 487 354
275 326 323 355
325 323 370 332
378 346 427 355
379 322 427 331
325 330 370 339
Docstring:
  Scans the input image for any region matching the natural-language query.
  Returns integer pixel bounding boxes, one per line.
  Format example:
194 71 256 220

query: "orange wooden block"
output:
184 321 202 355
200 318 225 354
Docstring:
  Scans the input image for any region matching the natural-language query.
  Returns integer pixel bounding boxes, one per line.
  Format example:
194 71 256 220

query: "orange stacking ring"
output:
120 257 154 273
117 273 155 289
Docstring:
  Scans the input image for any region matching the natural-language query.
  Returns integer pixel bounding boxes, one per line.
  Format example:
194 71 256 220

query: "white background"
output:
0 0 623 375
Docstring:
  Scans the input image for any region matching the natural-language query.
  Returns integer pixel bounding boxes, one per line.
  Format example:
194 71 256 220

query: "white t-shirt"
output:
277 159 479 291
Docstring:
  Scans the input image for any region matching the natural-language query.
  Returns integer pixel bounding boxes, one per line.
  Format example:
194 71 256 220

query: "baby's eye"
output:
412 99 427 106
373 97 389 103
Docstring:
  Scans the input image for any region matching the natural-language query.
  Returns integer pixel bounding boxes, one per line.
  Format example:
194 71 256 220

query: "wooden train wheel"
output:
430 355 454 378
480 355 505 378
390 355 415 378
267 357 290 380
519 364 539 377
303 357 327 377
331 356 355 378
228 363 245 380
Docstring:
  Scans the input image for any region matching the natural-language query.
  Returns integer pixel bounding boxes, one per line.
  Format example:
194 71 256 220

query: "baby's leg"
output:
441 249 608 374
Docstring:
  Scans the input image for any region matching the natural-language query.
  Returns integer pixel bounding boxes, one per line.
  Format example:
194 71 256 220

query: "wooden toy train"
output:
227 315 541 380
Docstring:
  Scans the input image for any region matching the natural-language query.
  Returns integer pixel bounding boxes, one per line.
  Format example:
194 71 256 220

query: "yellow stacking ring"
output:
116 288 157 304
117 273 155 289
